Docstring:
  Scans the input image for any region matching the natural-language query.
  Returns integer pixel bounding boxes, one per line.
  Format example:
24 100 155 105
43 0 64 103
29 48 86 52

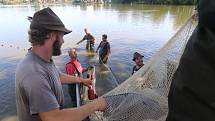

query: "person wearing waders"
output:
132 52 144 75
65 48 93 107
96 34 111 64
166 0 215 121
77 28 95 50
15 7 107 121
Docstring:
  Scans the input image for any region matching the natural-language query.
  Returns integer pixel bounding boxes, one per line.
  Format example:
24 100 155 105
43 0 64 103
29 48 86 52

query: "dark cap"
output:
133 52 144 61
198 0 215 31
30 7 72 35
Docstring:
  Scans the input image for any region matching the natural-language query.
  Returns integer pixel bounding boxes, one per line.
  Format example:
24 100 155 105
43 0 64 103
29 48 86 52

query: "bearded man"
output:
15 7 106 121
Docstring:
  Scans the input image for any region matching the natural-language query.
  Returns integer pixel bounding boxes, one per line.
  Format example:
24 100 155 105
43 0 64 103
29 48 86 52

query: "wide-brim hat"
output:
132 52 144 61
30 7 72 35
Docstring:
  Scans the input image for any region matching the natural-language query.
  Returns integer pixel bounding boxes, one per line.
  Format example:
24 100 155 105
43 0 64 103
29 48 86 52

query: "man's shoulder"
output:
66 60 74 68
16 54 47 82
66 61 71 65
66 60 75 65
87 34 94 39
107 41 110 45
105 42 110 48
66 60 80 66
88 33 94 37
16 62 39 88
17 55 36 72
103 41 109 44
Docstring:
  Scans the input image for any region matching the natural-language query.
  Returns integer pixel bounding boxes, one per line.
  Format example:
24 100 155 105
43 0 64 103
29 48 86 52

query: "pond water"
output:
0 3 194 120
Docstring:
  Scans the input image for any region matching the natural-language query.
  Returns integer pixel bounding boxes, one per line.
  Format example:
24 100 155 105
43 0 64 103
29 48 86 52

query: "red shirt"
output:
65 60 83 76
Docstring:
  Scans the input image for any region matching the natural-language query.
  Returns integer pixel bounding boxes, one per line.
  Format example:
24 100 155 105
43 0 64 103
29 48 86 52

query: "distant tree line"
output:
112 0 197 5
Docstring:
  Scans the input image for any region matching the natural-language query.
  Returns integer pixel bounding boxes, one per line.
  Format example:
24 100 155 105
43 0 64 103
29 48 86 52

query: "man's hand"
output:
81 78 92 87
87 66 94 71
39 97 107 121
92 97 107 112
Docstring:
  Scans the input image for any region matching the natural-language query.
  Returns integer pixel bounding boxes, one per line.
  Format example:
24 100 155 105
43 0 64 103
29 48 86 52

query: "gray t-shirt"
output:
15 50 64 121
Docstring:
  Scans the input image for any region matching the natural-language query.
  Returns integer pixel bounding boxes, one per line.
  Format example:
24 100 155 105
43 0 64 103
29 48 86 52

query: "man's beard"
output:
71 55 77 60
52 36 62 56
137 60 143 67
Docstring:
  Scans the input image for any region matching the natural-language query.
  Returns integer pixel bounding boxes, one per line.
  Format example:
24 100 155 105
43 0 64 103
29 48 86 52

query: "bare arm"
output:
39 97 107 121
76 39 85 45
76 35 86 45
60 73 92 87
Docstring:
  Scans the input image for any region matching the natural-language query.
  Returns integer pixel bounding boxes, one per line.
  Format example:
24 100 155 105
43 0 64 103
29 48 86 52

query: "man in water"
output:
167 0 215 120
16 7 106 121
66 48 92 107
96 34 111 64
132 52 144 75
77 28 95 50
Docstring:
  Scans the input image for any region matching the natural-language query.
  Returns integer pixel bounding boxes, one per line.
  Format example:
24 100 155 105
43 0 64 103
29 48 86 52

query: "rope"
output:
95 52 119 86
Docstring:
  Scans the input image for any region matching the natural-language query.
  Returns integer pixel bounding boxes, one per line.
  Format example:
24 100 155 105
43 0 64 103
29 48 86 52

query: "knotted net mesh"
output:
90 14 197 121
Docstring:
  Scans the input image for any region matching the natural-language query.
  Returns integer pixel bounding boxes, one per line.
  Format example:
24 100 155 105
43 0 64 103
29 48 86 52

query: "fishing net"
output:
90 14 198 121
